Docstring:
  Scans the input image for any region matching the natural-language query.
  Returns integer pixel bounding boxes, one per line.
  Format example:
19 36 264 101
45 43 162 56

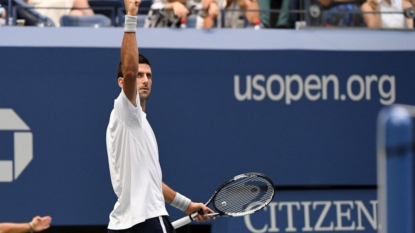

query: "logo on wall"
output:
234 74 395 105
0 109 33 182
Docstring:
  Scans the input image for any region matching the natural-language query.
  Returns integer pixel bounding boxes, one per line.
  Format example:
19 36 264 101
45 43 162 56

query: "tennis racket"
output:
172 172 275 229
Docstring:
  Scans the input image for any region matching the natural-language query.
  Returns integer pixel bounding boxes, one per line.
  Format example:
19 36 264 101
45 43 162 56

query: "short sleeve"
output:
113 90 142 127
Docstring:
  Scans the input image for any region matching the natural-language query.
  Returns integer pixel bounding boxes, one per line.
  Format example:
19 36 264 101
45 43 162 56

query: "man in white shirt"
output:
361 0 414 28
106 1 213 232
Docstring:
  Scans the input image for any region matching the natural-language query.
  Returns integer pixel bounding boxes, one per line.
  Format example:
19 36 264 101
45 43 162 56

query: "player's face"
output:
137 63 152 100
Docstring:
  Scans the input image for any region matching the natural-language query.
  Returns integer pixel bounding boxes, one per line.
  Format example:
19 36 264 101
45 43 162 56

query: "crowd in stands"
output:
24 0 94 27
0 3 5 25
0 0 414 29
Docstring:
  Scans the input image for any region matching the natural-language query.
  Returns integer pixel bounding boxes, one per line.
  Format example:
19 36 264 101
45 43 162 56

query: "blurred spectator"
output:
361 0 413 28
272 0 299 28
258 0 270 28
200 0 220 28
275 0 290 28
267 0 300 29
0 216 51 233
24 0 94 27
220 0 260 28
198 0 266 28
145 0 219 28
304 0 365 27
0 5 6 26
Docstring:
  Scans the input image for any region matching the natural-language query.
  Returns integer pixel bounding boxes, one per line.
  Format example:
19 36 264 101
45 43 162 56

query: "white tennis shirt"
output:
106 90 168 230
379 0 407 29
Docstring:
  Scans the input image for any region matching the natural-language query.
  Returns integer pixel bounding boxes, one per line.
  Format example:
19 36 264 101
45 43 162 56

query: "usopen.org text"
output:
234 74 395 105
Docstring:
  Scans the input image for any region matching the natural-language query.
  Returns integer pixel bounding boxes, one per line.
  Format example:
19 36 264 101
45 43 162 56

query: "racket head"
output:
210 172 275 217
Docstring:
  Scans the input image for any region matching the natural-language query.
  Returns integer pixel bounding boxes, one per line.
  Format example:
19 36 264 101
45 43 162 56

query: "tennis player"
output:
106 1 213 232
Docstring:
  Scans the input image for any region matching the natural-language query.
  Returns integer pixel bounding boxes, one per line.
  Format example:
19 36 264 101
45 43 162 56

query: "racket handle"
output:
172 213 197 229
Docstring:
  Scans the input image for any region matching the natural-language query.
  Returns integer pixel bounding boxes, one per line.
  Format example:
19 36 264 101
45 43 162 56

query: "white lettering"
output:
233 73 396 105
313 201 334 231
268 202 280 232
279 202 300 232
244 207 268 233
285 75 303 105
355 200 378 230
304 75 321 101
242 200 379 233
322 75 339 100
347 75 365 101
234 75 252 101
266 75 285 101
365 75 378 100
301 202 313 232
378 75 395 105
333 201 355 230
252 75 266 101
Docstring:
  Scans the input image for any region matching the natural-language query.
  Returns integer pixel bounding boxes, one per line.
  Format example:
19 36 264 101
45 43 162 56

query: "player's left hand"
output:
31 216 52 232
185 202 215 222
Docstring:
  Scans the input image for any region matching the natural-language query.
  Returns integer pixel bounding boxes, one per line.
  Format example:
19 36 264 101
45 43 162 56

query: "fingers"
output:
205 206 214 214
186 202 216 222
124 0 140 15
208 5 219 17
173 2 189 18
32 216 41 223
203 206 216 220
41 216 52 225
193 204 215 222
32 216 52 232
194 209 205 222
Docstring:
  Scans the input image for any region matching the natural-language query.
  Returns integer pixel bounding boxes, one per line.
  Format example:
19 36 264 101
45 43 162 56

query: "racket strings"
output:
213 176 274 215
215 178 273 214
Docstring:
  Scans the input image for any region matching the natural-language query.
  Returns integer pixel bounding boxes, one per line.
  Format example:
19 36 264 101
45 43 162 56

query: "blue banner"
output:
0 29 414 232
225 189 377 233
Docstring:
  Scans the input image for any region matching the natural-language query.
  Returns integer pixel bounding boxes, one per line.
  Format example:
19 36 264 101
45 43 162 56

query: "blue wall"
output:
0 28 414 232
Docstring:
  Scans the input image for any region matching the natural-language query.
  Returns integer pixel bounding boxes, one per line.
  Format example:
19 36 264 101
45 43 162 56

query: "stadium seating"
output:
11 0 54 26
88 0 121 26
60 14 111 27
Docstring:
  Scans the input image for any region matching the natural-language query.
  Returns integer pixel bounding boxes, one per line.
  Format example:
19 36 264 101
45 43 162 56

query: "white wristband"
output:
171 192 191 212
124 15 137 32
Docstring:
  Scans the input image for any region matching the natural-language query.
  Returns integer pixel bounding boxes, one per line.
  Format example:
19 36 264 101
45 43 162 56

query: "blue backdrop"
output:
0 29 414 233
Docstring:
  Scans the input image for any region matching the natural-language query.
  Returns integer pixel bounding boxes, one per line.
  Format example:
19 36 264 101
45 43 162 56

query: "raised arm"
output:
122 0 140 106
361 0 381 28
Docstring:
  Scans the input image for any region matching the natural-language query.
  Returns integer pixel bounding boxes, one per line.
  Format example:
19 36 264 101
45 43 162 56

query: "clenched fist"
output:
124 0 141 16
31 216 52 232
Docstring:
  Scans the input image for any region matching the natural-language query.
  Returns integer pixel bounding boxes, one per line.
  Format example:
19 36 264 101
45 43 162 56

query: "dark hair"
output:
117 54 151 79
